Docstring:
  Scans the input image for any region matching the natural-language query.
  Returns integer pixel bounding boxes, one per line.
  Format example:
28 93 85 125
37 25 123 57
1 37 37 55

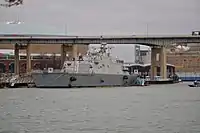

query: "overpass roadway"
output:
0 34 200 48
1 34 199 79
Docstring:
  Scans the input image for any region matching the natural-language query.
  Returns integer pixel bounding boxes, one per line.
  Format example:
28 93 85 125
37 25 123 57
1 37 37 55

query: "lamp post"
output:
1 0 24 32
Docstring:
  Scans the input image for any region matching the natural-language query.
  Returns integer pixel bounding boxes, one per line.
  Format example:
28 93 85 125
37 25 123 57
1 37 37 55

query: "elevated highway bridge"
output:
0 34 199 80
0 34 200 47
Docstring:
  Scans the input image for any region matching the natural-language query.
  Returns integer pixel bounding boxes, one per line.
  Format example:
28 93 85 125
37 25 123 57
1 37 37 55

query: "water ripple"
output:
0 84 200 133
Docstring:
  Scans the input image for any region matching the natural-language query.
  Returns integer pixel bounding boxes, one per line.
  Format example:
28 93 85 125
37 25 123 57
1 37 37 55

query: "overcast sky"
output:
0 0 199 62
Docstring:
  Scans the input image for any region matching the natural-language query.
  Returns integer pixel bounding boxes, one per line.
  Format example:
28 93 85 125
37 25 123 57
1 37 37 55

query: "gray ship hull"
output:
32 72 137 88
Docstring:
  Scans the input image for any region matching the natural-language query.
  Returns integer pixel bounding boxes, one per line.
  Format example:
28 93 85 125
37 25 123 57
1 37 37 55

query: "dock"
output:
0 73 35 88
146 78 179 85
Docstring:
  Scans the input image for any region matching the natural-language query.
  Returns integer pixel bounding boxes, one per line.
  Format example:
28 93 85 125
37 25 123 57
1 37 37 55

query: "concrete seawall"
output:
176 72 200 81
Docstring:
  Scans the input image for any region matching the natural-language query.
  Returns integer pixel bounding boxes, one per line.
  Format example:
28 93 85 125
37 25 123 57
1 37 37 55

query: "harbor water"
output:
0 83 200 133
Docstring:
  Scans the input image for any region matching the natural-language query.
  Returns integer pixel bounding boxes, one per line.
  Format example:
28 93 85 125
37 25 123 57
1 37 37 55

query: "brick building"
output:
167 53 200 72
137 43 200 73
0 44 89 73
167 43 200 73
0 44 89 55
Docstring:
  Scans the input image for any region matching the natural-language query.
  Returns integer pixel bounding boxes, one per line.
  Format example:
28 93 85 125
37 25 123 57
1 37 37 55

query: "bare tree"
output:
0 0 23 7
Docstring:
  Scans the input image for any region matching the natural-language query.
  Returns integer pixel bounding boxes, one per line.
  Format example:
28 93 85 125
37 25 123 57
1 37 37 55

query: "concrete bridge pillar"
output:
14 44 20 75
26 44 31 73
151 46 167 80
61 44 66 66
60 44 79 64
72 44 78 59
160 46 167 79
151 48 159 80
60 44 88 67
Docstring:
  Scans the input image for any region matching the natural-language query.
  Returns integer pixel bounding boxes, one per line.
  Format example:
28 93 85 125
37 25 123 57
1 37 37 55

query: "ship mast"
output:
100 42 107 54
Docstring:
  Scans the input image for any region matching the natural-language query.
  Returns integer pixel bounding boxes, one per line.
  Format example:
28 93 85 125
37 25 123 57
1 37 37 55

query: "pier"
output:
0 73 34 88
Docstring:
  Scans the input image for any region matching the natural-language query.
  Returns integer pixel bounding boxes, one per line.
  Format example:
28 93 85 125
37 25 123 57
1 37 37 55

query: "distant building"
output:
131 46 175 76
124 63 175 77
139 49 151 64
167 52 200 73
0 44 89 73
133 44 200 73
0 44 89 55
128 43 200 80
134 45 141 64
167 43 200 73
134 45 151 64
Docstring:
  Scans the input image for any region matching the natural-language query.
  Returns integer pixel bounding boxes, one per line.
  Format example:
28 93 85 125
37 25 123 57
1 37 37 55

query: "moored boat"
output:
31 43 138 88
188 80 200 87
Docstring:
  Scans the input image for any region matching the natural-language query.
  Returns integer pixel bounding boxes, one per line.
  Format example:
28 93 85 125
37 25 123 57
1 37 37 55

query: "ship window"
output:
20 55 26 59
67 63 71 66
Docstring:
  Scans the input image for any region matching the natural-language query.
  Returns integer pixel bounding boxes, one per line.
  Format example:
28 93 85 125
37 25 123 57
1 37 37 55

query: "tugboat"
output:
188 80 200 87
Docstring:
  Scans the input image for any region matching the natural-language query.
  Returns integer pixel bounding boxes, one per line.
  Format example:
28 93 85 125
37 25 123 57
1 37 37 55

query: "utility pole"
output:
147 23 149 37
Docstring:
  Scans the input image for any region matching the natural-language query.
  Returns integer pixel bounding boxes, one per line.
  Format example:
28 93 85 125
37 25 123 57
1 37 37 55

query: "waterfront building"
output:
134 43 200 81
124 63 175 77
0 44 89 73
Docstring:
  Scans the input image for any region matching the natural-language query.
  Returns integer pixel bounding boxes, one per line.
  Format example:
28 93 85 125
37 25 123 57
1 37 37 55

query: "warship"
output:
31 43 138 88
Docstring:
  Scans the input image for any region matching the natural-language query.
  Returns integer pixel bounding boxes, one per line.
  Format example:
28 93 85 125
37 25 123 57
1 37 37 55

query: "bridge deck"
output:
0 34 199 46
